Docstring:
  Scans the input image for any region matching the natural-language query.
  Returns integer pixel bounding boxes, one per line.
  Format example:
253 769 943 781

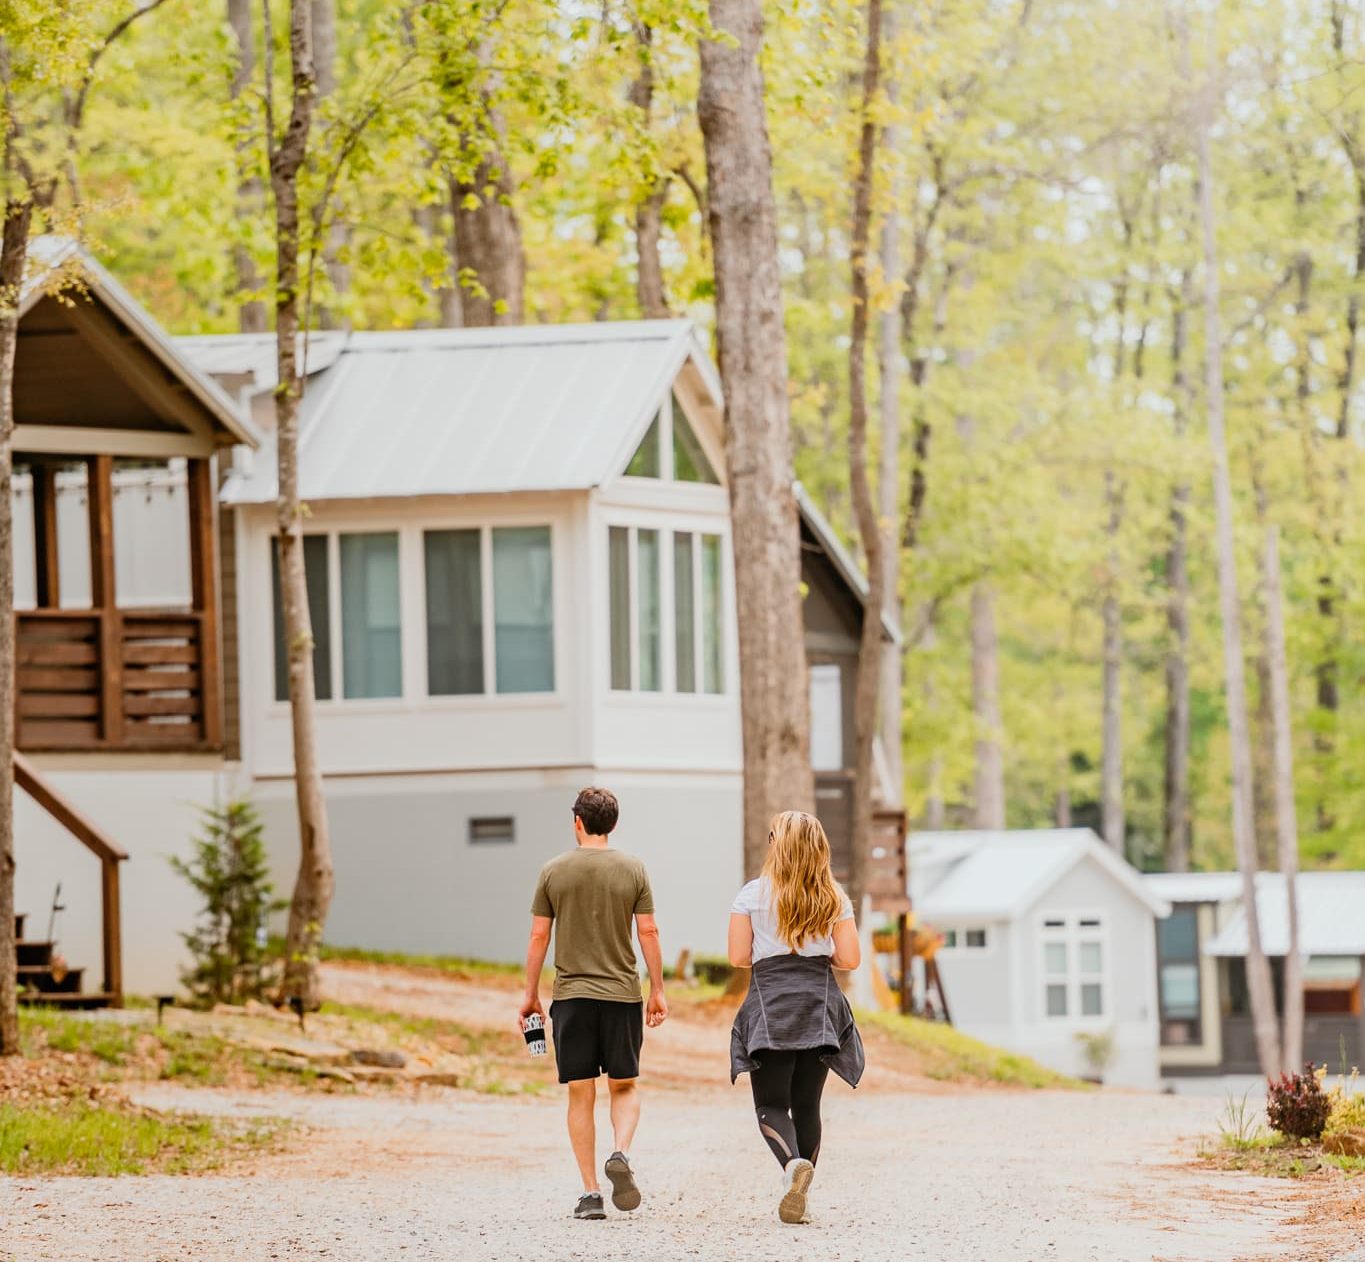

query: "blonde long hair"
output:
761 811 845 951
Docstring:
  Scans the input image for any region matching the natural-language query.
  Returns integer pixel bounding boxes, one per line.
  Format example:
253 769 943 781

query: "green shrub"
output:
1266 1064 1331 1140
1326 1068 1365 1135
171 800 285 1006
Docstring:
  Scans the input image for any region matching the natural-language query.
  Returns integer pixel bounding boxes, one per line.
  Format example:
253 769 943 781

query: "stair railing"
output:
14 751 127 1005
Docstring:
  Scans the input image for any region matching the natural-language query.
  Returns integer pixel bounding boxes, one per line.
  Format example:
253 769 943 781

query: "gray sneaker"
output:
604 1151 641 1211
573 1192 606 1220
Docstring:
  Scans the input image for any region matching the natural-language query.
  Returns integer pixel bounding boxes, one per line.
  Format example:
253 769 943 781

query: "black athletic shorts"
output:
548 998 644 1083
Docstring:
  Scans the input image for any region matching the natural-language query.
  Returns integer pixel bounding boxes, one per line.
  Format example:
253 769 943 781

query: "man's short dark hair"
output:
573 787 619 836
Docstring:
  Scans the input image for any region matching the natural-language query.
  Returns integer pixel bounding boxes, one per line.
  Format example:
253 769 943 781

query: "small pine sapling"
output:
171 801 286 1006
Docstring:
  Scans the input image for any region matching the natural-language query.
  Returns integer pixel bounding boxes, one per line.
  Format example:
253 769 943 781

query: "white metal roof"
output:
176 320 718 504
174 331 347 394
1142 871 1246 906
909 828 1171 921
1204 871 1365 957
23 237 260 449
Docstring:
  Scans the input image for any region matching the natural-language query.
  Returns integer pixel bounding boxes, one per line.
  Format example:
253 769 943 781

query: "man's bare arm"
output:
518 915 553 1030
636 913 668 1027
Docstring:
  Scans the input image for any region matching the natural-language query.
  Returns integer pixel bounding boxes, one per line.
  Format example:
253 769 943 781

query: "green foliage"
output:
170 800 285 1007
1266 1065 1332 1140
1326 1068 1365 1136
317 942 522 979
0 1102 279 1176
860 1009 1084 1089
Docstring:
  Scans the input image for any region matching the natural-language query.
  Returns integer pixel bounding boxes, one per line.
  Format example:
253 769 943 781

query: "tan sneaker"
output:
778 1158 814 1224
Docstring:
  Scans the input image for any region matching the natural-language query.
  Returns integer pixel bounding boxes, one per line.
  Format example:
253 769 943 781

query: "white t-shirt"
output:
730 876 854 964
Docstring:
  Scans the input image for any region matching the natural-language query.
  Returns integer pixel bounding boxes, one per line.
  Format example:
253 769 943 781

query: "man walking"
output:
519 787 667 1220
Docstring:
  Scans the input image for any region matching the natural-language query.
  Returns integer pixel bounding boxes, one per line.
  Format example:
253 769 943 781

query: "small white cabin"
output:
910 829 1170 1088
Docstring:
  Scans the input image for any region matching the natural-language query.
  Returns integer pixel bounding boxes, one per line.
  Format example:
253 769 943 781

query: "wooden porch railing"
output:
14 750 127 1004
16 608 220 753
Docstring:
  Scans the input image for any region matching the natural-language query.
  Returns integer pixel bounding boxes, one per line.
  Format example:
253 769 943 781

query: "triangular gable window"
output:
625 414 661 478
672 395 719 484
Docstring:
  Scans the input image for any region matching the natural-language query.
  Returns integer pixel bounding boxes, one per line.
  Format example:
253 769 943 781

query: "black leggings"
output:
748 1048 830 1169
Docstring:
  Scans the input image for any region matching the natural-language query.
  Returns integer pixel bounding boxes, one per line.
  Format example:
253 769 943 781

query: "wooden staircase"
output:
14 911 112 1009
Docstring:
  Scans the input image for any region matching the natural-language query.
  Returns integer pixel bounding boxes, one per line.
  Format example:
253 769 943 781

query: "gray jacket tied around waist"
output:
729 954 865 1088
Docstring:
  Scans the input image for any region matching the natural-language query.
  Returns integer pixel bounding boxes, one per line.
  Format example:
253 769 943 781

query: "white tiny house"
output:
910 829 1170 1088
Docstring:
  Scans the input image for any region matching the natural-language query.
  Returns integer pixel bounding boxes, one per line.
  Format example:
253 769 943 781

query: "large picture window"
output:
340 532 401 699
609 526 724 695
493 526 555 694
271 535 333 702
424 529 483 695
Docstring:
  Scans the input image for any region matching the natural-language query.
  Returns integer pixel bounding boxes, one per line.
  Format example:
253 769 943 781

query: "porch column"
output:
86 454 123 743
32 461 60 608
186 457 222 748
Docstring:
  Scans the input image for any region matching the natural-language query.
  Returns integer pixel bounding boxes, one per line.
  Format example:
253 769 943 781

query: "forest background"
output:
46 0 1365 875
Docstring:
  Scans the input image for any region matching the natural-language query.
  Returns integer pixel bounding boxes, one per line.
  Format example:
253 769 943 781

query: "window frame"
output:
619 389 725 489
1038 911 1109 1024
606 520 728 699
938 924 993 955
267 520 559 708
1156 904 1203 1046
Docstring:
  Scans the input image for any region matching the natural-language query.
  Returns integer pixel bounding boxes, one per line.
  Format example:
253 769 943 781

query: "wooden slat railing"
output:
16 608 219 753
14 750 126 1005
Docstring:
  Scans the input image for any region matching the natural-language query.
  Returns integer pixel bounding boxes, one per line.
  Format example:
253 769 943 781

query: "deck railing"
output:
14 751 126 1004
17 607 220 753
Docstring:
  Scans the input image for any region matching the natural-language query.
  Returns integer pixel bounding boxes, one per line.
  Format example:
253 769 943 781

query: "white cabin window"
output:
1041 914 1106 1020
622 392 721 485
673 398 719 484
424 528 483 695
609 526 724 695
809 663 843 770
492 526 555 694
340 532 402 699
940 926 989 952
271 535 333 702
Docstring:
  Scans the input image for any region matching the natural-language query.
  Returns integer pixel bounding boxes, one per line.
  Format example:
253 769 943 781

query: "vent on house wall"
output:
469 816 515 845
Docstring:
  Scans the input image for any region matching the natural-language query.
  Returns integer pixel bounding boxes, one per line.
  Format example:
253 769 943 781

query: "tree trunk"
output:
272 0 334 1010
631 26 670 320
1100 471 1124 853
310 0 350 330
228 0 268 333
844 0 886 920
1164 275 1192 872
452 121 525 327
971 582 1005 829
876 1 903 810
1192 30 1280 1076
0 199 32 1057
698 0 815 878
1264 525 1304 1072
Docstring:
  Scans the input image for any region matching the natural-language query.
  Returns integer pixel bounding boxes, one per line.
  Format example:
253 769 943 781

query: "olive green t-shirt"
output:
530 847 655 1002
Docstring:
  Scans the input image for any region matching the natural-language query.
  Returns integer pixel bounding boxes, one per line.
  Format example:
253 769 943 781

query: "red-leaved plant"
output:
1266 1064 1331 1140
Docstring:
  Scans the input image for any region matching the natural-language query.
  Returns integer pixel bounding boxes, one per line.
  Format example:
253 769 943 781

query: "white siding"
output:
253 768 741 965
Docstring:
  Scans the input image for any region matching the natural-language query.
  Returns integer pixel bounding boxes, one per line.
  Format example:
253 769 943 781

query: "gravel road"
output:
3 1080 1360 1262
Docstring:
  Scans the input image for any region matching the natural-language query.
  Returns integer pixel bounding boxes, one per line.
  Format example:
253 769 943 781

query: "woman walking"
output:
728 810 865 1224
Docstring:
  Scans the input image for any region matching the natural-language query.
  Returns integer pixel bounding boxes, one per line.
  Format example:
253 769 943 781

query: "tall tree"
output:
1263 525 1304 1071
1190 16 1280 1077
310 0 350 329
452 109 525 326
846 0 887 917
971 581 1005 829
630 23 670 320
228 0 268 332
266 0 334 1009
1163 272 1193 871
698 0 815 878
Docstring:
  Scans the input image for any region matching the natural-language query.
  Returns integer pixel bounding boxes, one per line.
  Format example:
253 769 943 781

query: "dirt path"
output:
3 965 1362 1262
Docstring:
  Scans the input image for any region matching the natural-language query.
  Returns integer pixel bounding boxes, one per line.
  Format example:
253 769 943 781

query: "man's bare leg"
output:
567 1079 599 1192
607 1077 640 1155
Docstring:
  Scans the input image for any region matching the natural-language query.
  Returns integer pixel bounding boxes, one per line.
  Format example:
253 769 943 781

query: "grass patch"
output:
859 1010 1084 1088
0 1103 283 1177
319 943 522 979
